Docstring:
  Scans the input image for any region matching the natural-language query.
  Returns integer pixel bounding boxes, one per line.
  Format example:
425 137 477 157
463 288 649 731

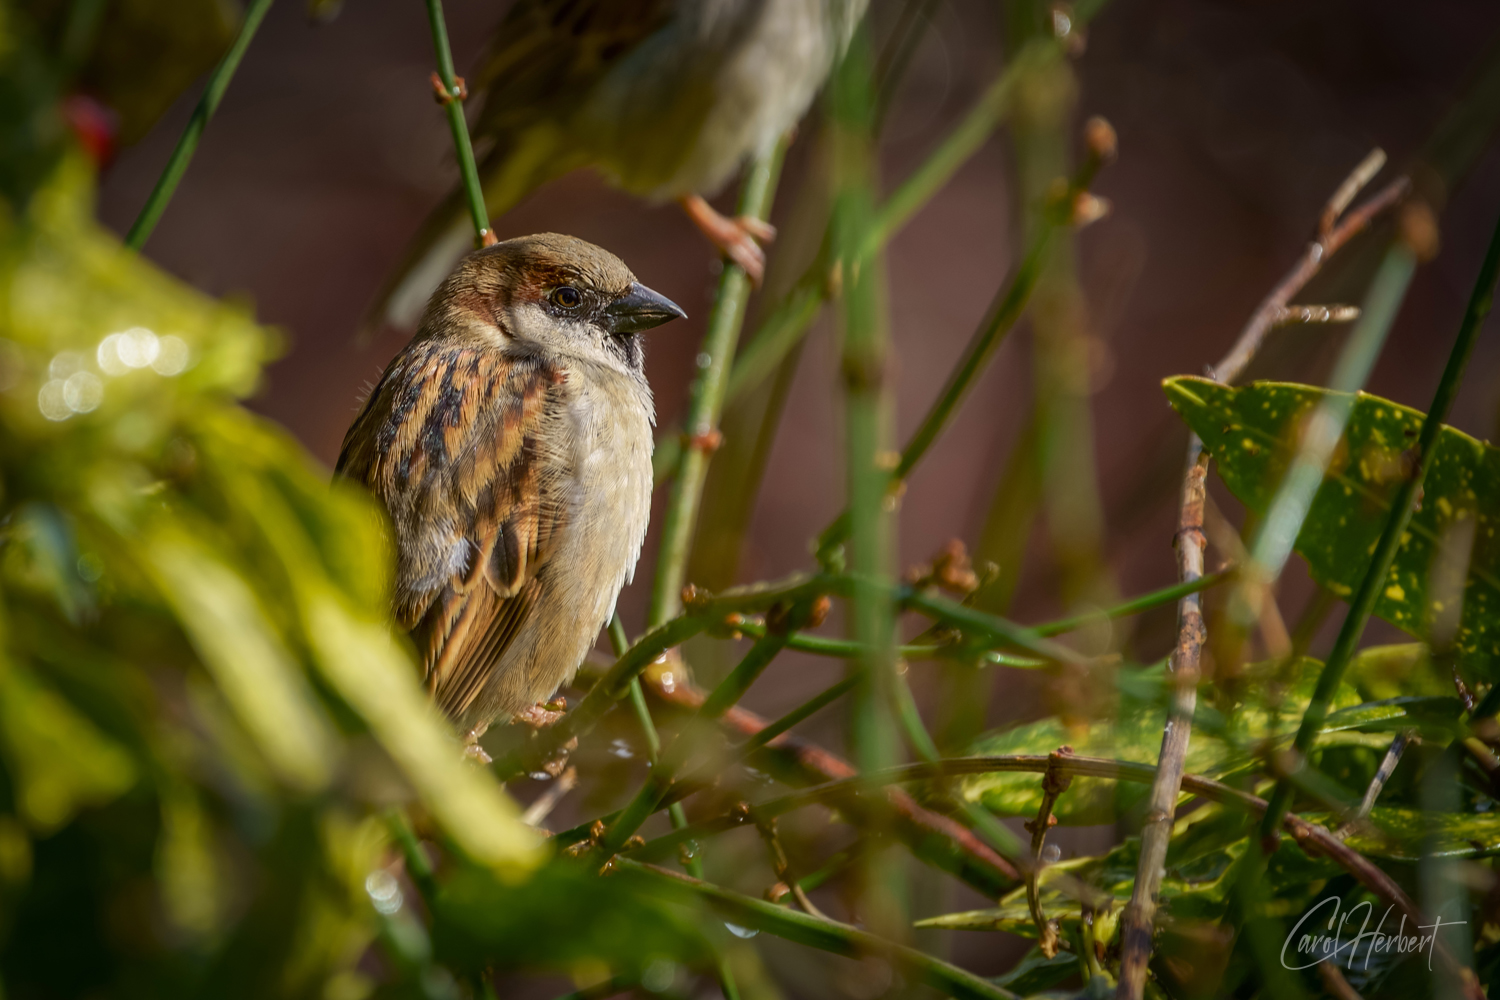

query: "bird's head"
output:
422 232 686 374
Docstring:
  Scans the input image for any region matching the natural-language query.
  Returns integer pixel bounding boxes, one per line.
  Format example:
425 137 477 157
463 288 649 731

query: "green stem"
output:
902 588 1088 666
610 618 665 763
831 25 906 936
892 670 1026 858
604 631 790 852
731 570 1229 663
124 0 276 250
648 143 787 625
652 31 1094 486
735 676 859 758
816 227 1055 557
422 0 491 243
1032 569 1231 637
492 614 705 781
1259 211 1500 837
618 860 1021 1000
385 810 436 903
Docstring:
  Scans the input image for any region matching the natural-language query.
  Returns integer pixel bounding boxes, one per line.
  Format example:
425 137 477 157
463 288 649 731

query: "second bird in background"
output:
368 0 870 332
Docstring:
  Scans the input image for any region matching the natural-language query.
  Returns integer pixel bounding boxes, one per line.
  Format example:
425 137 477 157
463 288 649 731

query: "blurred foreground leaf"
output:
21 0 242 145
433 857 713 980
0 154 540 994
1165 377 1500 680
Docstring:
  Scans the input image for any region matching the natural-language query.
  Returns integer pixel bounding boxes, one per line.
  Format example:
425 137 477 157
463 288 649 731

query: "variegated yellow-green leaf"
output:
1304 806 1500 862
965 658 1364 823
1165 377 1499 678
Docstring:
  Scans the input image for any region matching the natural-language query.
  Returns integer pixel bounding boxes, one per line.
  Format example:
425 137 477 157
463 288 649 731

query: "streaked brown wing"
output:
337 340 570 720
470 0 671 143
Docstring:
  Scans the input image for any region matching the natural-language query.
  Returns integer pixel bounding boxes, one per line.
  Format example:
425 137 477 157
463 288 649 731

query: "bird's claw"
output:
680 195 776 287
736 215 777 244
462 743 493 765
513 698 567 730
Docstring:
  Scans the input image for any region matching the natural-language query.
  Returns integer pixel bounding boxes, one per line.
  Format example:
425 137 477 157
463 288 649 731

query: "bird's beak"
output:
605 282 687 334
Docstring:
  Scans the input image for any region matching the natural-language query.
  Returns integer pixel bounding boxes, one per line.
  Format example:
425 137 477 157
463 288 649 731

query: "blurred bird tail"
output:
357 129 573 343
357 185 476 343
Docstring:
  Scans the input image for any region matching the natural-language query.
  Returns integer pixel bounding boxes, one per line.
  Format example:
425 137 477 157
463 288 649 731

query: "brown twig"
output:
756 817 828 919
1317 960 1367 1000
1024 747 1074 958
1320 148 1388 238
1271 304 1361 327
1115 150 1411 1000
519 765 577 828
1116 450 1208 998
645 675 1022 891
1212 160 1410 385
609 748 1474 992
1334 731 1411 840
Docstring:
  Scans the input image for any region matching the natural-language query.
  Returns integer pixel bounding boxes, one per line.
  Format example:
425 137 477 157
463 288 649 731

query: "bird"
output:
368 0 869 332
337 233 685 748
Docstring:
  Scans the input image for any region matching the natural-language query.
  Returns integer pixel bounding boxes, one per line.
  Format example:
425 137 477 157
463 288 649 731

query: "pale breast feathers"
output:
336 341 573 717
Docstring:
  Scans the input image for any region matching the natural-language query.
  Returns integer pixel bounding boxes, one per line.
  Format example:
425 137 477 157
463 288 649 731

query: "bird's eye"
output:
551 286 583 309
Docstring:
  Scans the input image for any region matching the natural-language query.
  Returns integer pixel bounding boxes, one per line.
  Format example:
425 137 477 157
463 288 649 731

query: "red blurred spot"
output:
62 95 119 168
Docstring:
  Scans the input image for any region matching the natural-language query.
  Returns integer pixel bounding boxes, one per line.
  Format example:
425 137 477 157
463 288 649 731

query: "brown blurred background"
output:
92 0 1500 980
96 0 1500 642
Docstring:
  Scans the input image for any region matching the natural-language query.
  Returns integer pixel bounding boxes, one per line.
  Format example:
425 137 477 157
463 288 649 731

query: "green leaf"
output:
1164 377 1500 678
965 658 1363 822
919 804 1342 938
991 947 1077 993
1305 805 1500 862
148 533 336 793
34 0 243 145
432 858 713 977
305 593 544 876
0 648 135 832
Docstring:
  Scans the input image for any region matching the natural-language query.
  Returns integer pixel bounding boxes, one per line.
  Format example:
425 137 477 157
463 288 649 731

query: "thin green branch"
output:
423 0 491 244
618 747 1473 983
830 27 909 939
385 810 436 904
729 569 1229 665
903 587 1089 666
1032 569 1231 637
649 142 787 625
603 629 792 853
124 0 275 250
652 27 1105 486
736 676 860 758
492 575 827 782
892 670 1026 858
1259 207 1500 838
816 140 1111 559
618 859 1022 1000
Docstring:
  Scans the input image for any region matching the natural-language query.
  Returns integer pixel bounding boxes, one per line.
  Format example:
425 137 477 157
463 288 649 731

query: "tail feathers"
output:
359 184 473 342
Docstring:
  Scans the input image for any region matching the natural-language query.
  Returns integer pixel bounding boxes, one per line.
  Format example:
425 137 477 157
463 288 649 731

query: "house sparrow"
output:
337 233 685 744
368 0 869 330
